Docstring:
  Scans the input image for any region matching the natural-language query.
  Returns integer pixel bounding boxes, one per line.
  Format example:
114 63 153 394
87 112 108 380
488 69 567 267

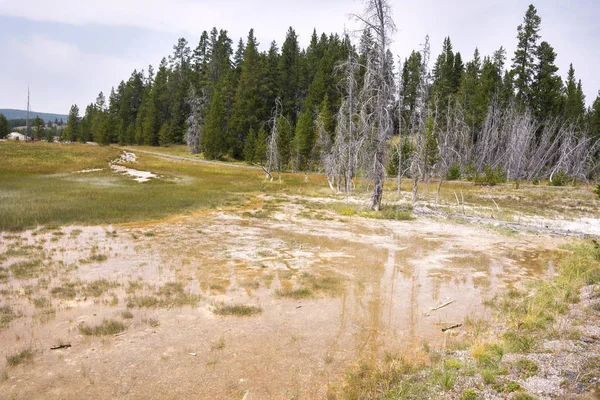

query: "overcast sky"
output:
0 0 598 115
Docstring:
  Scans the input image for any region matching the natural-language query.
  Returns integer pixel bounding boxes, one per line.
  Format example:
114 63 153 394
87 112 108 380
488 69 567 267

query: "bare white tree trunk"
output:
353 0 397 211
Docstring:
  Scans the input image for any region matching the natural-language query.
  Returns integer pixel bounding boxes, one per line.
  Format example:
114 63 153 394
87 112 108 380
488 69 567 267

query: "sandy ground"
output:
0 195 570 400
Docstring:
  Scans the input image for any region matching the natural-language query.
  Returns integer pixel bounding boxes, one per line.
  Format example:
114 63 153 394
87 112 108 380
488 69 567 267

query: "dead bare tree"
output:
185 88 205 154
396 57 404 194
409 35 431 204
353 0 397 211
263 98 289 181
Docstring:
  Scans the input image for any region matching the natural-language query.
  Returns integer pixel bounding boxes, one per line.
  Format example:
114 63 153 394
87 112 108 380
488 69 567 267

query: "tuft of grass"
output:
50 282 79 299
8 260 43 279
82 279 119 297
143 317 160 327
6 348 34 367
359 209 414 221
32 297 52 309
126 295 159 308
127 281 201 308
120 310 134 319
503 331 536 353
143 231 155 237
340 356 427 399
213 303 262 317
515 359 538 379
0 305 18 327
211 337 226 351
503 381 523 393
275 287 312 299
512 393 537 400
78 319 125 336
461 388 480 400
126 280 144 294
432 368 455 390
79 254 108 264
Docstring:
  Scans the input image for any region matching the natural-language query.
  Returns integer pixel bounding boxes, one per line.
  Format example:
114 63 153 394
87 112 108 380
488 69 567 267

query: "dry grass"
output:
213 303 262 316
78 319 125 336
275 287 312 299
6 348 34 367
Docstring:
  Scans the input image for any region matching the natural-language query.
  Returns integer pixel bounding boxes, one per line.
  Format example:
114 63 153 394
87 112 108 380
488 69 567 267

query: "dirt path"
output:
119 147 260 170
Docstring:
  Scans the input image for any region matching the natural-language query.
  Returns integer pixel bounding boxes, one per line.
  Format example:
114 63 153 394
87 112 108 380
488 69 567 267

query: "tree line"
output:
61 2 600 207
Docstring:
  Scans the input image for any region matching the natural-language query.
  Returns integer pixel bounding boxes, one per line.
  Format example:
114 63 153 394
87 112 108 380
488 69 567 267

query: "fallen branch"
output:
253 163 273 181
442 323 462 332
430 299 455 311
50 344 71 350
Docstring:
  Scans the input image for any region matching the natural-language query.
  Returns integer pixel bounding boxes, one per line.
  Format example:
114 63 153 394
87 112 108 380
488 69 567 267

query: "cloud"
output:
1 35 139 113
0 0 598 112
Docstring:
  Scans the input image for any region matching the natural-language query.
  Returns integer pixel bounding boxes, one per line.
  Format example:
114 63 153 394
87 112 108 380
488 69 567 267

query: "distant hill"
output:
0 109 68 123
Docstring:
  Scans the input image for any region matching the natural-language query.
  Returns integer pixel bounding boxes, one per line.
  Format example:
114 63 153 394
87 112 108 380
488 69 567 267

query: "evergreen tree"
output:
563 64 586 122
459 48 483 133
158 122 172 147
64 104 81 142
589 91 600 145
452 52 464 93
229 29 267 158
431 37 457 115
277 114 293 169
531 41 562 121
400 51 422 124
293 107 315 170
243 127 258 164
255 126 269 165
264 41 281 113
512 4 541 108
0 113 8 139
203 82 228 159
280 27 302 123
192 30 211 92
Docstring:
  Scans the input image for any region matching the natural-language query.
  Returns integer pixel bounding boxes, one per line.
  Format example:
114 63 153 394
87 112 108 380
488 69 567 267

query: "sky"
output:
0 0 598 115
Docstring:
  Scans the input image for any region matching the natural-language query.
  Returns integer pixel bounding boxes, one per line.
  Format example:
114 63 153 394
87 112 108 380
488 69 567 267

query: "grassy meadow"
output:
0 141 332 231
1 141 598 231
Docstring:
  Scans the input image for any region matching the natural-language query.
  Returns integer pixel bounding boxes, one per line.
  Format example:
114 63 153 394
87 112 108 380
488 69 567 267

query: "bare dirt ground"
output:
0 195 569 399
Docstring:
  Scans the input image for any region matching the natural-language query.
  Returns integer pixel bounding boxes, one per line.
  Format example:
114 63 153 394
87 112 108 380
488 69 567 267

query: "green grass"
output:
0 141 331 231
213 303 262 316
50 282 79 299
489 241 600 353
275 287 312 299
126 281 201 308
8 259 43 279
78 319 125 336
515 359 538 379
460 388 480 400
82 279 119 297
0 305 17 328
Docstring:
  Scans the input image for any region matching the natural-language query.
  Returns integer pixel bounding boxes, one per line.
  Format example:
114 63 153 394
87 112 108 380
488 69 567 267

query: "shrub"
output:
446 164 461 181
473 164 506 186
549 170 569 186
461 388 479 400
6 348 34 366
78 319 125 336
594 184 600 199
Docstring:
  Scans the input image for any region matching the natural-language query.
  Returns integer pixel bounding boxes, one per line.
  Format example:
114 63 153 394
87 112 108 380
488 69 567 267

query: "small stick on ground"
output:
442 323 462 332
430 299 455 311
50 344 71 350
